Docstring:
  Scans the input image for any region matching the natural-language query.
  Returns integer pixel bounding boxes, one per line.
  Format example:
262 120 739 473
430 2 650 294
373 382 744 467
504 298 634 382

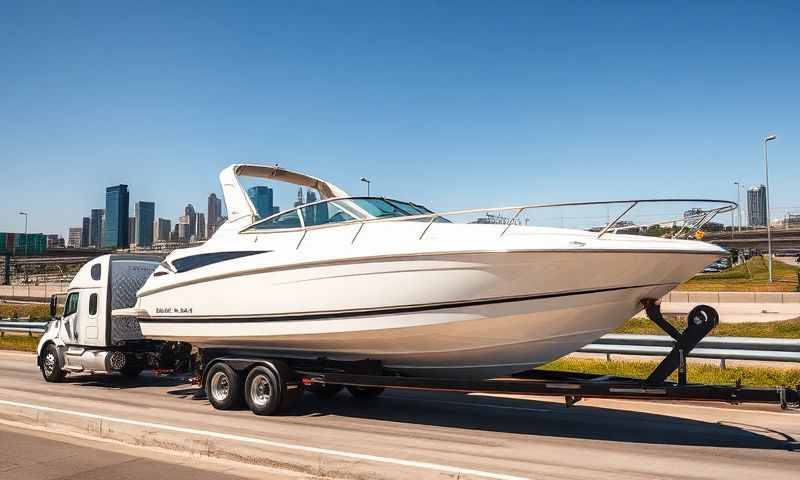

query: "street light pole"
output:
763 134 777 282
734 181 742 232
18 212 28 257
360 177 371 196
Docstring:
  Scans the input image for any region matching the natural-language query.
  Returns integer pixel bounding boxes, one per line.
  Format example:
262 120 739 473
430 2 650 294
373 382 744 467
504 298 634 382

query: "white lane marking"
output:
0 399 527 480
469 393 799 418
384 395 550 413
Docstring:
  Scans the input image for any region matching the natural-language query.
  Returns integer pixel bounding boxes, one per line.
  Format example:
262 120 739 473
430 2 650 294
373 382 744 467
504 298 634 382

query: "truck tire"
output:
346 385 385 400
244 366 282 416
308 383 343 399
206 362 242 410
40 344 66 383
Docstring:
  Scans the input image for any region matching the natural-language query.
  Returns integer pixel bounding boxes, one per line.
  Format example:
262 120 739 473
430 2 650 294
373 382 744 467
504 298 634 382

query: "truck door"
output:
61 291 80 344
81 288 102 346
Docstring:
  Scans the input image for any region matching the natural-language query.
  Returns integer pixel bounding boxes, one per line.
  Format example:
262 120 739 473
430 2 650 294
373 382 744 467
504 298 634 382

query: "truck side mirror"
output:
49 295 58 319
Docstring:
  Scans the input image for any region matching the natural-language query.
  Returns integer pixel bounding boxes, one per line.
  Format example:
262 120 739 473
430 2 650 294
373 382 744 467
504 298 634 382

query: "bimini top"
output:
220 164 350 222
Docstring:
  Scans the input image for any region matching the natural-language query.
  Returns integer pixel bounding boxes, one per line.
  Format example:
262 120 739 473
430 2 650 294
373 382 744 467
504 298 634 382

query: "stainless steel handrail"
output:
243 198 737 244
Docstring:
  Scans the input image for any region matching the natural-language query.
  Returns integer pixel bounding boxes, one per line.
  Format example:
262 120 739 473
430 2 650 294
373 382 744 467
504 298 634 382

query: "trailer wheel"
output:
206 362 242 410
40 344 65 383
308 383 343 399
244 366 282 416
346 385 385 400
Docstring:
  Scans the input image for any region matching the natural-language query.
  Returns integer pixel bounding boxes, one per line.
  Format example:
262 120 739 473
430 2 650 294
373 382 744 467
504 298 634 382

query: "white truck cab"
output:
37 254 189 382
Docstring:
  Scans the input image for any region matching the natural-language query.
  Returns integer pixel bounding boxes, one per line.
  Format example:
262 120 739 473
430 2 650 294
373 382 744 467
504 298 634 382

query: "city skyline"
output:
2 3 800 235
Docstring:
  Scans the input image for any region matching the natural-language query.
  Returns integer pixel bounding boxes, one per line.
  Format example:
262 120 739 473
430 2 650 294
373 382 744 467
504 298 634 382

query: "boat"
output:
126 164 733 379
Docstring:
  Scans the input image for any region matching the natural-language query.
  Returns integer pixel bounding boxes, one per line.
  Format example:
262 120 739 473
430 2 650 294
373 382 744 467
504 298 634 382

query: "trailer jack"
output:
641 299 718 385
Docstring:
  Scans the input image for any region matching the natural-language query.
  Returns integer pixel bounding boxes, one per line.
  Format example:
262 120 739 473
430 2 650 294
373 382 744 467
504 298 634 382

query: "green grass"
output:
542 357 800 388
678 256 800 292
0 334 39 352
616 316 800 338
0 303 49 320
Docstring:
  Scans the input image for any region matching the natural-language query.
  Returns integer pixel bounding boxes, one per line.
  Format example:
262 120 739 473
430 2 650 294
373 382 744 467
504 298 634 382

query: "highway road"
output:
0 423 298 479
0 350 797 480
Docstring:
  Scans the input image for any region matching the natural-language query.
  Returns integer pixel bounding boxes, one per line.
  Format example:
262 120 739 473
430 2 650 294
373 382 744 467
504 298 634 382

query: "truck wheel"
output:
40 344 65 383
244 366 282 416
346 385 385 400
206 362 242 410
308 383 343 399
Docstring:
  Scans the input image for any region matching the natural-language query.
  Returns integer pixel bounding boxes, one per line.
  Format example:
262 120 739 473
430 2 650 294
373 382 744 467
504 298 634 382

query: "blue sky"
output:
1 1 798 235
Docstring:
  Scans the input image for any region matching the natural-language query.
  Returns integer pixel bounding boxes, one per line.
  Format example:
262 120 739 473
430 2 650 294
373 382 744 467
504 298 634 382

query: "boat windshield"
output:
245 197 441 232
347 198 433 218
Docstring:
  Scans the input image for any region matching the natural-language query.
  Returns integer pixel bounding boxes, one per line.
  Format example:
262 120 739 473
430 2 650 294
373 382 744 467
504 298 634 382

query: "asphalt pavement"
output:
0 350 798 479
0 422 302 480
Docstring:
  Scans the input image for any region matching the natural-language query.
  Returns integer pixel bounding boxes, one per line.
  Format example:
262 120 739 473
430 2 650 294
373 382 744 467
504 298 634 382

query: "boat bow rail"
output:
235 197 736 246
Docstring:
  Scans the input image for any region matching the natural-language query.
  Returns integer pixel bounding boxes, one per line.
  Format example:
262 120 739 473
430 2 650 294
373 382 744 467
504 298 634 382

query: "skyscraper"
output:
182 204 196 240
90 209 104 247
305 190 317 204
155 218 171 242
247 186 275 218
67 227 82 248
80 217 90 247
103 185 129 249
135 201 155 247
195 213 206 241
747 185 768 227
293 187 304 207
128 217 136 245
207 193 223 238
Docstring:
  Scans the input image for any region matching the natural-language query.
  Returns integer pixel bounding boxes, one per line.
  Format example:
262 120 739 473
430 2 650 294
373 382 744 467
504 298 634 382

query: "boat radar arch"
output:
219 164 350 223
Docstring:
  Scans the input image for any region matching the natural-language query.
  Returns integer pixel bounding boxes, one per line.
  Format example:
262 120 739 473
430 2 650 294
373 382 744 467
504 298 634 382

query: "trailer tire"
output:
308 383 343 399
346 385 385 400
244 366 282 416
206 362 242 410
40 344 65 383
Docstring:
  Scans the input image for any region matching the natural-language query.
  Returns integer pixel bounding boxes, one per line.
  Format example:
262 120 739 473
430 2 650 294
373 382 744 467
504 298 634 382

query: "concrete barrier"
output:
686 292 719 303
717 292 756 303
664 291 800 304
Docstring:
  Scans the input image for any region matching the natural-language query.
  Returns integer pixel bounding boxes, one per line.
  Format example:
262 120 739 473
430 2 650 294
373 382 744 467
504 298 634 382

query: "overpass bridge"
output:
704 227 800 252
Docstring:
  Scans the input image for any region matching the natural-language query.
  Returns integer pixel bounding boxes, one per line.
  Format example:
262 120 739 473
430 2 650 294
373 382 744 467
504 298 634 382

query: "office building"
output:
80 217 90 247
747 185 768 227
195 213 206 241
247 186 276 218
135 201 155 247
103 185 129 249
181 204 196 241
155 218 171 242
67 227 82 248
207 193 223 237
128 217 136 245
293 187 304 207
90 209 104 247
46 234 64 249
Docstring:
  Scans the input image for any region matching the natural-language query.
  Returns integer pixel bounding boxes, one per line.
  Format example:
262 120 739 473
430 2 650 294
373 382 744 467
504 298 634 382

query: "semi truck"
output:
37 255 189 382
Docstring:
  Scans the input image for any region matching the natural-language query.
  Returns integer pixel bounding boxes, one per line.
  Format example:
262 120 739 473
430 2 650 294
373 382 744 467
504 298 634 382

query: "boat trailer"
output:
297 301 799 410
197 301 798 415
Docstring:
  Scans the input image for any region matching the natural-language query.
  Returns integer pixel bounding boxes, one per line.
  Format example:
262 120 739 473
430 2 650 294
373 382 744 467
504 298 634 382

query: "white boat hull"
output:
136 250 719 378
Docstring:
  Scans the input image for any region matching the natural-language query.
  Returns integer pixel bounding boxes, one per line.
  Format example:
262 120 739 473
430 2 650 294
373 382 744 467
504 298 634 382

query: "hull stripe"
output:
137 282 675 323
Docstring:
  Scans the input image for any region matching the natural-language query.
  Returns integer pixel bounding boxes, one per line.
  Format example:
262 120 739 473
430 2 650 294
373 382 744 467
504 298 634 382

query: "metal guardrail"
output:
0 317 46 335
581 334 800 363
